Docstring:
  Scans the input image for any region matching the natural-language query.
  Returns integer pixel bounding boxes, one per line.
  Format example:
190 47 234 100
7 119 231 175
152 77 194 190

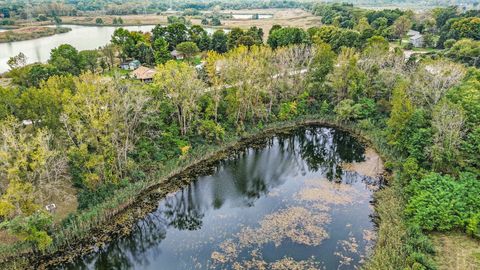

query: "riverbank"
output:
0 26 71 43
0 116 391 269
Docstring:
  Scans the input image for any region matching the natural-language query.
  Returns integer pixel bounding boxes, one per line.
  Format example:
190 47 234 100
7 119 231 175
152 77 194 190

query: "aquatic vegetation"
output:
341 148 384 179
295 180 360 205
238 206 331 247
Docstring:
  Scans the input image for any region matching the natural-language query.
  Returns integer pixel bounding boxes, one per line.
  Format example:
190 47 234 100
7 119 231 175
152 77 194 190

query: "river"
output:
0 24 221 73
60 126 382 270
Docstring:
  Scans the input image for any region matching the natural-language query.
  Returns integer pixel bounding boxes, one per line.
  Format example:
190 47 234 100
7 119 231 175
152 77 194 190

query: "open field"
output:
0 26 71 43
59 8 322 34
431 232 480 270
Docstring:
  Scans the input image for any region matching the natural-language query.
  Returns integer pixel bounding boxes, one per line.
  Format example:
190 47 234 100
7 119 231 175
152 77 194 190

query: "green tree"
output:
387 80 415 149
446 39 480 67
154 61 205 135
227 28 244 50
79 50 99 73
211 30 228 53
153 37 171 65
95 18 104 25
152 23 189 50
392 15 412 44
176 41 200 61
327 47 365 102
0 87 18 119
449 17 480 40
307 42 336 94
49 44 84 75
267 27 309 49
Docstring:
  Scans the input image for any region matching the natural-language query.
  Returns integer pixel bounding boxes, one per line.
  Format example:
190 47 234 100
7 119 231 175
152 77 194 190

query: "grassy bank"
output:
0 115 425 269
0 26 71 43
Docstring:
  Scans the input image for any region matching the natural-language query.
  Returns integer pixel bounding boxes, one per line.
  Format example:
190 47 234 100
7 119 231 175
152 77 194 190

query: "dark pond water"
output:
63 127 381 270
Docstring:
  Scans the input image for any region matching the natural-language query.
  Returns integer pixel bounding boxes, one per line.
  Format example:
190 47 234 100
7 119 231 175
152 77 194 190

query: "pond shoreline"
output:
2 118 386 269
0 26 71 43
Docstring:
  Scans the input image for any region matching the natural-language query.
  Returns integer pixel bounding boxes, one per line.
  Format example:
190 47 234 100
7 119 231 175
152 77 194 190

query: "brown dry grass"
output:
59 8 322 34
0 26 70 43
431 232 480 270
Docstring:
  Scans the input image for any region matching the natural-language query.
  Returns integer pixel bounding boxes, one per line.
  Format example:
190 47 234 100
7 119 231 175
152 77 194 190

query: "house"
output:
120 60 141 70
131 66 156 83
170 50 185 60
408 30 424 48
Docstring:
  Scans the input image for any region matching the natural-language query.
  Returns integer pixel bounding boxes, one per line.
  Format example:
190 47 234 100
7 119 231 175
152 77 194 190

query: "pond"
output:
60 126 383 270
0 24 222 73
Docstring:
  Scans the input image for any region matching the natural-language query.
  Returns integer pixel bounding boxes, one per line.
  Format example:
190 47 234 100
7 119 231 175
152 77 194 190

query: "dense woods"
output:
0 1 479 269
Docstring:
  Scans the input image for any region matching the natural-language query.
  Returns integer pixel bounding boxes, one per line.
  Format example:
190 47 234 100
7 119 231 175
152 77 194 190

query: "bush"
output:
467 213 480 238
443 38 456 49
406 172 480 231
404 42 414 50
197 120 225 143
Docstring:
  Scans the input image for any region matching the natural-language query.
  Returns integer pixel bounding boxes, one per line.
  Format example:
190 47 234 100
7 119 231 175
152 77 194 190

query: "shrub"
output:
404 42 414 50
406 172 480 231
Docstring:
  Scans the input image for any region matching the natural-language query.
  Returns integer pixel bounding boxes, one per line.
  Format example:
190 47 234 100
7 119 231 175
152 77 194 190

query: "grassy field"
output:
431 232 480 270
59 8 322 34
0 26 71 43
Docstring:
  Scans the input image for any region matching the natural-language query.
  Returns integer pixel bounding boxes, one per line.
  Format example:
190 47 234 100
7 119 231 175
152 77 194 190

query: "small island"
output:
0 26 71 43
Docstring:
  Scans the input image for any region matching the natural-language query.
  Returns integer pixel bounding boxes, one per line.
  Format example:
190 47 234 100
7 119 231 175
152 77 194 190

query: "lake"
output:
0 24 222 73
60 126 382 270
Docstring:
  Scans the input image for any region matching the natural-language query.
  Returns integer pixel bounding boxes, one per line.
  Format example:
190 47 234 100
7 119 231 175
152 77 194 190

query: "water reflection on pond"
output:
64 127 382 270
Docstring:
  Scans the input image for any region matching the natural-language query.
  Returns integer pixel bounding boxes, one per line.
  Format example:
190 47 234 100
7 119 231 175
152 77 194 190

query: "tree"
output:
176 42 200 61
153 23 189 50
18 75 72 130
227 28 244 50
0 87 18 119
153 38 171 65
392 15 412 44
7 52 27 70
211 30 228 53
449 17 480 40
267 27 309 49
49 44 83 75
409 59 466 108
61 74 149 189
24 64 60 88
189 25 211 51
430 100 465 172
154 61 205 135
0 116 67 220
446 39 480 67
211 17 221 26
327 47 365 102
100 44 118 70
387 80 415 149
307 42 336 92
79 50 99 73
95 18 104 25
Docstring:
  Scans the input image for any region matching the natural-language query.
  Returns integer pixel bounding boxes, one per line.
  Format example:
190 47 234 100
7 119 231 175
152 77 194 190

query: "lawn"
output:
431 232 480 270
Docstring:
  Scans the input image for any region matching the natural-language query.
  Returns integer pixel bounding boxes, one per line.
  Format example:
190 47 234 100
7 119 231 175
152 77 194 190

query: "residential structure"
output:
171 50 185 60
408 30 424 48
120 60 141 70
131 66 156 83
